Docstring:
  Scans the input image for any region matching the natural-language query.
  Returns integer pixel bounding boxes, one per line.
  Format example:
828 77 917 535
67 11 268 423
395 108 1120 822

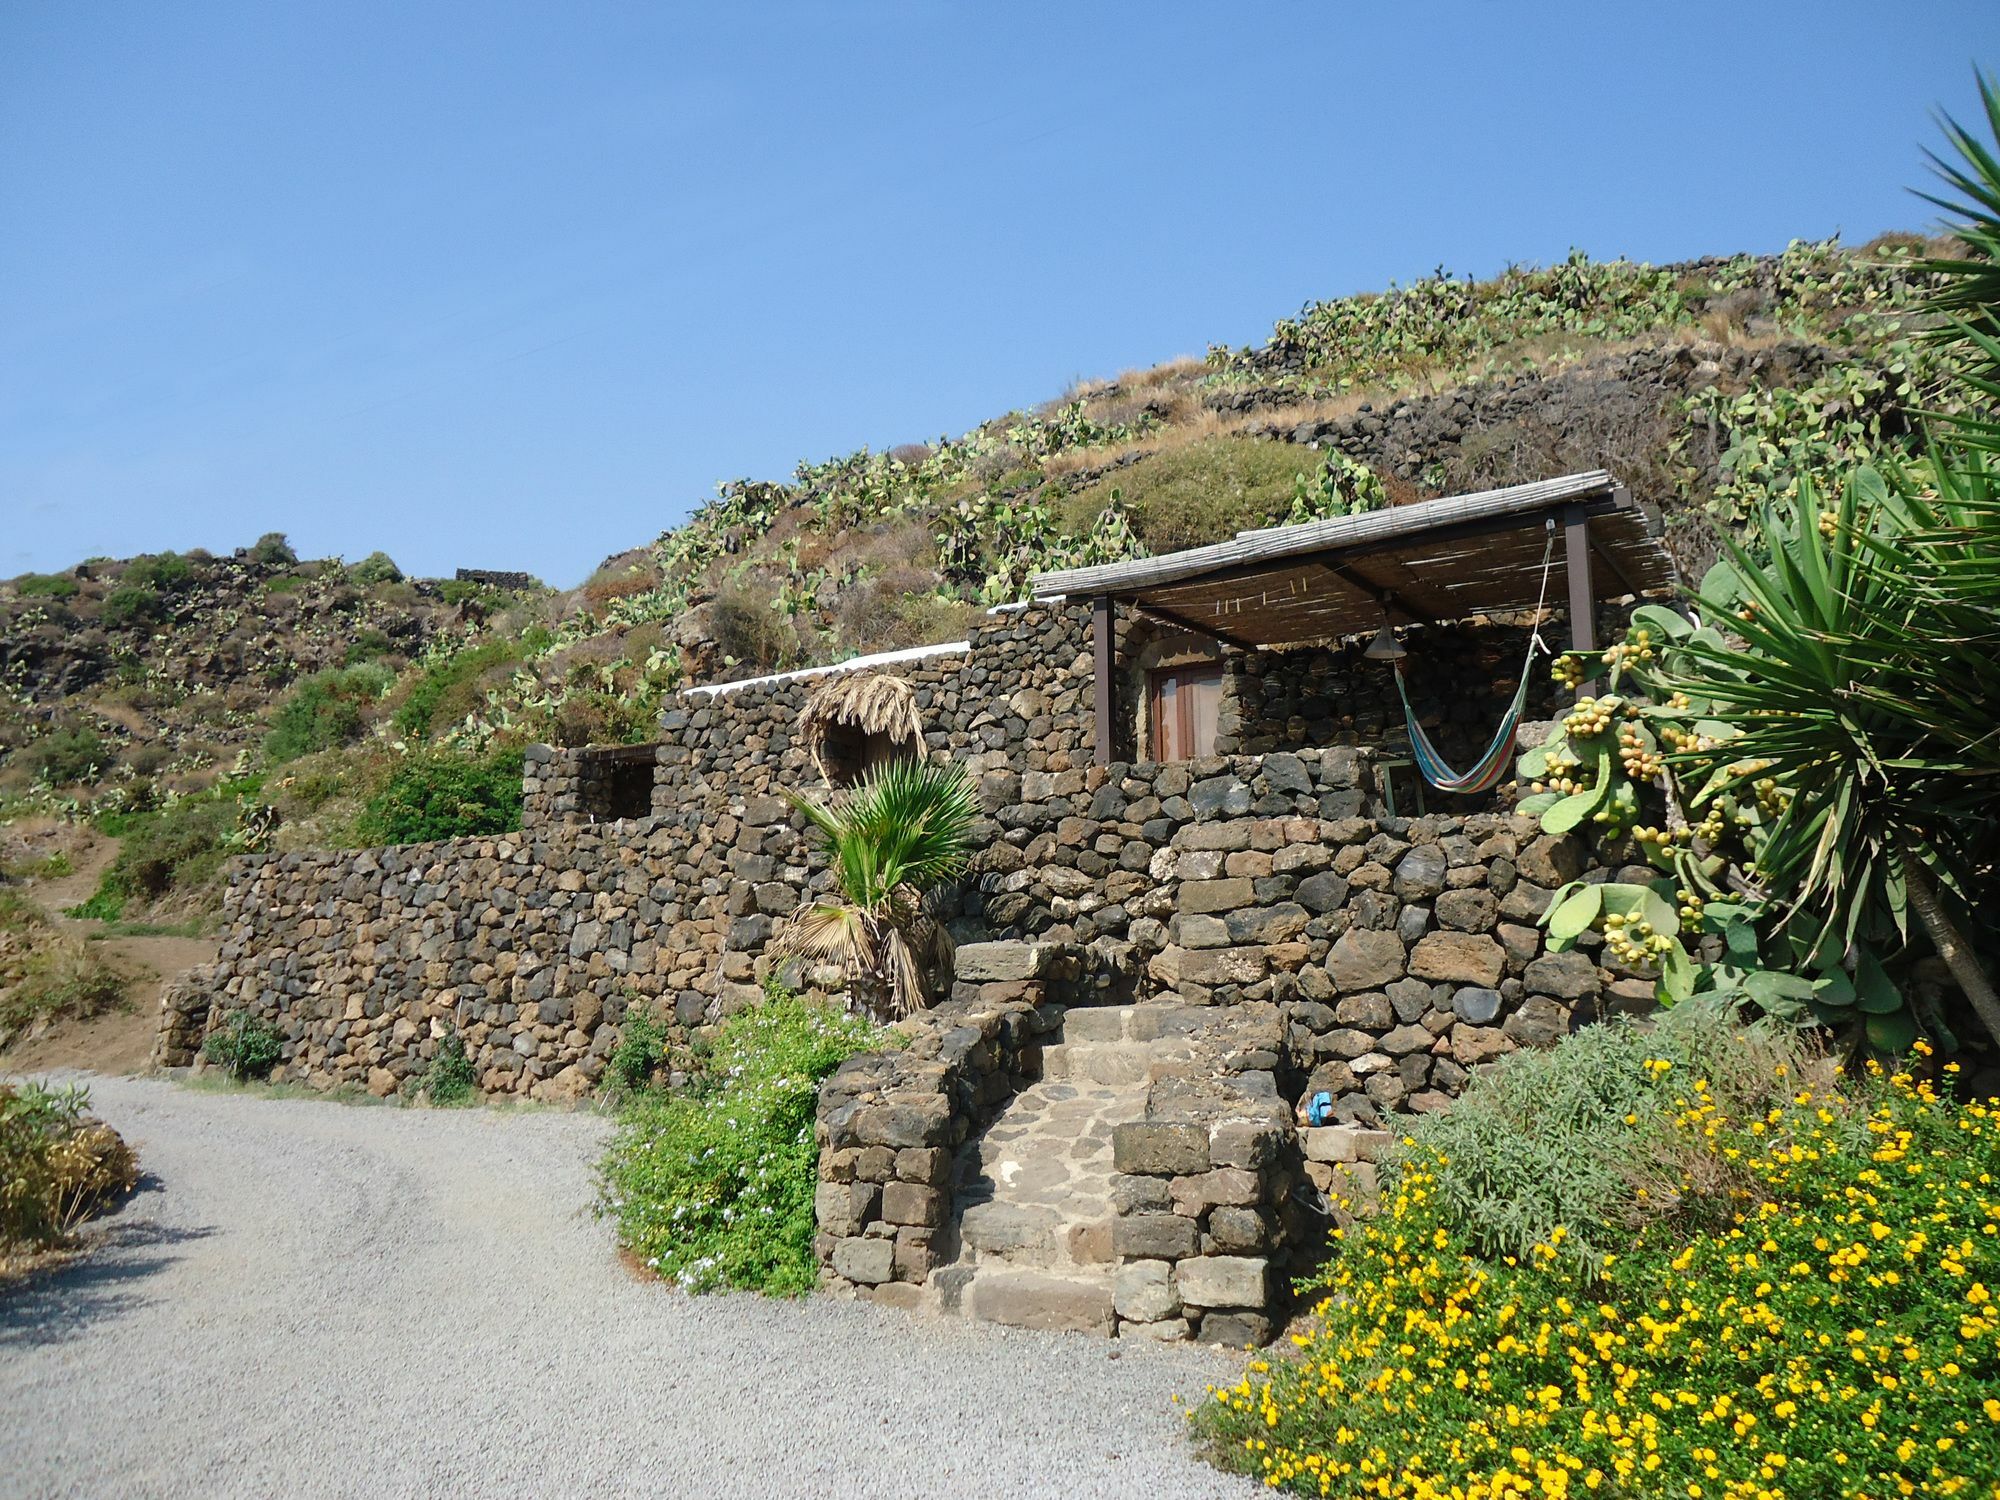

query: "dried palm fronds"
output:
799 671 925 782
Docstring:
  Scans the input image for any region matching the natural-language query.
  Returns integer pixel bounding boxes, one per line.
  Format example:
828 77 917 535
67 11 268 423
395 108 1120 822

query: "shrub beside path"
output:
0 1074 1256 1500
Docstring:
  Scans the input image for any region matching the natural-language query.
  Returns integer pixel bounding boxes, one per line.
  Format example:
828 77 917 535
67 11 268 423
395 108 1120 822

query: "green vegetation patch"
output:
14 573 78 599
0 892 127 1034
99 585 164 630
352 746 524 845
29 725 108 787
264 663 393 764
123 551 194 593
75 792 247 918
202 1010 284 1080
1068 437 1306 552
391 641 522 742
597 992 884 1295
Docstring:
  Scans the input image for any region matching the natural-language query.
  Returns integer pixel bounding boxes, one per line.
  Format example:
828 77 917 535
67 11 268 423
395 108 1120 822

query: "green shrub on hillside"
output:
14 573 78 599
352 747 523 845
99 585 164 630
1072 438 1304 552
250 532 297 565
123 552 194 593
264 663 393 764
30 726 108 786
1198 1018 2000 1498
76 794 244 917
343 628 396 665
597 993 884 1295
345 551 403 587
391 642 521 742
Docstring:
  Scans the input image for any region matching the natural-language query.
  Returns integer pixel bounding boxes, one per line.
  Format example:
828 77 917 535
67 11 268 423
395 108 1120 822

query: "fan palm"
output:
773 758 979 1021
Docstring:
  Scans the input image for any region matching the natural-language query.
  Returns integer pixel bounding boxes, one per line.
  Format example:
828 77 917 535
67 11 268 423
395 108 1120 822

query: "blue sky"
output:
3 4 1995 586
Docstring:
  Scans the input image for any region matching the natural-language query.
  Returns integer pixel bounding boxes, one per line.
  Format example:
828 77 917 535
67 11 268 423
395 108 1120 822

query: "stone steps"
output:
926 1003 1172 1336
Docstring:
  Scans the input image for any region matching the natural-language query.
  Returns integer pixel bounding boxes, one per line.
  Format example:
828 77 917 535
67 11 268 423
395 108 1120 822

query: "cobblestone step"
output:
962 1267 1116 1336
927 1002 1201 1336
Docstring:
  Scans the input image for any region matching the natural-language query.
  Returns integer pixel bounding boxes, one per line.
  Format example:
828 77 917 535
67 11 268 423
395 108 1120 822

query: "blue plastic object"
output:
1306 1091 1335 1127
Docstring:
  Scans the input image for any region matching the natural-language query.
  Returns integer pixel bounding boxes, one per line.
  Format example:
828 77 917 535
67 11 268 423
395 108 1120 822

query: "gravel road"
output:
1 1075 1261 1499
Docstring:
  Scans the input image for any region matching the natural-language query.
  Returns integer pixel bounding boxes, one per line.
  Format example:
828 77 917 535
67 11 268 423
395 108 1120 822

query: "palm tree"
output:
772 758 979 1020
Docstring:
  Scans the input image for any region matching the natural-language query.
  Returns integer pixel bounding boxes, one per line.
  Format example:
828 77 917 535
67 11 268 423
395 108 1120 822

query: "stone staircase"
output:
926 1003 1194 1335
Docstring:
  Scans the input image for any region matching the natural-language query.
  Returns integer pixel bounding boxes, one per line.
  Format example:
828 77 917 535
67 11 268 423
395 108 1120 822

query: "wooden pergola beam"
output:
1564 503 1598 698
1093 594 1116 766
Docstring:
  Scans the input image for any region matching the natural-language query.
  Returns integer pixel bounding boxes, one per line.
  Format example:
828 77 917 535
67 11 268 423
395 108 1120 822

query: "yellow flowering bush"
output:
1200 1030 2000 1499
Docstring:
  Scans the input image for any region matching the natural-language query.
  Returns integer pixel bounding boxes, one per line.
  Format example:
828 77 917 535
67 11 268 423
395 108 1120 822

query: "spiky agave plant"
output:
773 758 979 1020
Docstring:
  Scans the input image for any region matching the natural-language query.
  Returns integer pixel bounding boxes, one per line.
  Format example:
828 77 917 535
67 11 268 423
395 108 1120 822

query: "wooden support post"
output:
1564 504 1597 697
1092 593 1116 766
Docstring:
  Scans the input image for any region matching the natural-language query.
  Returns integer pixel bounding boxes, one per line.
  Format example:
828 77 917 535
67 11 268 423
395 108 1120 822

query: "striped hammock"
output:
1393 660 1538 794
1389 523 1555 795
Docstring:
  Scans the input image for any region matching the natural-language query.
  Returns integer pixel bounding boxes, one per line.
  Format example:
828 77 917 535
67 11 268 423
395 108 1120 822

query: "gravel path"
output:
1 1075 1261 1500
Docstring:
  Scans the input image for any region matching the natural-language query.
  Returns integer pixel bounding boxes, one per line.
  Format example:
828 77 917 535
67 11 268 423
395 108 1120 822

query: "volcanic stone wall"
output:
965 747 1614 1122
157 601 1602 1108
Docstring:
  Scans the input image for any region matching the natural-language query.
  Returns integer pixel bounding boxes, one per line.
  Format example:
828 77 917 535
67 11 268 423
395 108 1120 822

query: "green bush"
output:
346 551 403 587
202 1010 284 1080
30 725 107 786
1069 437 1304 552
264 663 392 764
597 993 883 1294
0 1082 137 1254
14 573 78 599
1393 999 1801 1275
1198 1020 2000 1498
344 628 396 665
79 794 242 914
391 641 520 742
605 1007 668 1096
123 551 194 592
422 1030 477 1105
251 532 297 565
99 585 164 630
352 747 523 845
262 574 306 595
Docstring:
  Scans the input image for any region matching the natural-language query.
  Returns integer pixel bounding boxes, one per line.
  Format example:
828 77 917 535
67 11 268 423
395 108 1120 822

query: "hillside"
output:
0 234 1959 947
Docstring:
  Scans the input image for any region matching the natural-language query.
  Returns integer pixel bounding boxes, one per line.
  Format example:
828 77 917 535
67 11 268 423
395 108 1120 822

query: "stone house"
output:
157 469 1675 1345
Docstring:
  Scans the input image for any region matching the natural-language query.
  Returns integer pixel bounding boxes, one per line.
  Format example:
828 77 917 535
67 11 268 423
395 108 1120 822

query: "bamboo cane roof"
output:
1028 470 1675 649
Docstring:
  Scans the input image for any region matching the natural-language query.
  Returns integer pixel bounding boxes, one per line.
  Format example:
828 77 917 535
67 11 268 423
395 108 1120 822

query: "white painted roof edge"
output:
680 638 972 698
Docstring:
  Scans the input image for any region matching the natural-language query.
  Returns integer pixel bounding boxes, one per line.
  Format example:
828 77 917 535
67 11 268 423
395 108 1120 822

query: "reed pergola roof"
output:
1029 470 1674 651
1029 470 1678 765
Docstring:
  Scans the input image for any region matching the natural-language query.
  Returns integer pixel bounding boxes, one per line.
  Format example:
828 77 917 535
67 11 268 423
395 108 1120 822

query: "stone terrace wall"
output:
155 795 806 1096
968 748 1617 1123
